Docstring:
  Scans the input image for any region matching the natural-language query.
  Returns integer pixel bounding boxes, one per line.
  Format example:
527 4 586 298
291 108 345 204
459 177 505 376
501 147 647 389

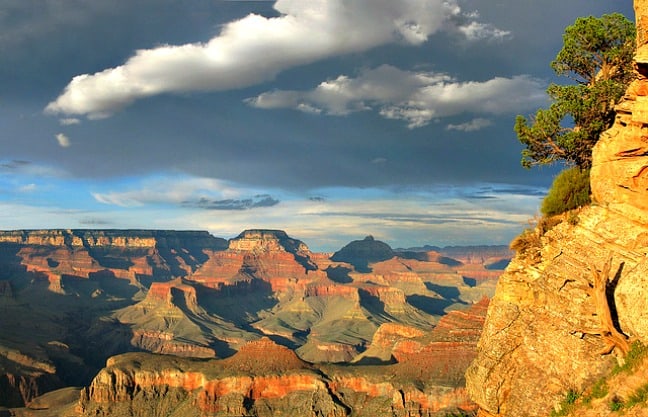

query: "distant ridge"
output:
0 229 228 250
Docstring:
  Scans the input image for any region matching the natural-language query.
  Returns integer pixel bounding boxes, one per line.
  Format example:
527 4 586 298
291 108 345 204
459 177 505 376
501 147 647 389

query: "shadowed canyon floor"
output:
0 229 508 416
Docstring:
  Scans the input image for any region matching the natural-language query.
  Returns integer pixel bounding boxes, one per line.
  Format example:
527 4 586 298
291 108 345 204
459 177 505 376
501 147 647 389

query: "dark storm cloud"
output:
182 194 280 210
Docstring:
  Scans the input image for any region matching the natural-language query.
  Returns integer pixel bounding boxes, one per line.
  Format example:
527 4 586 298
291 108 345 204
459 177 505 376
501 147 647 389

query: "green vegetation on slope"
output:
541 167 591 216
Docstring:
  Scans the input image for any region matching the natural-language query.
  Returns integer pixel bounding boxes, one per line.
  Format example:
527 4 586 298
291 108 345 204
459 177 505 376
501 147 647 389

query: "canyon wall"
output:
466 6 648 416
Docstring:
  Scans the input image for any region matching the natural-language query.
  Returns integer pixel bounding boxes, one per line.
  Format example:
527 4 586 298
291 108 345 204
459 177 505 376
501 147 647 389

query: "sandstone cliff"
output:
466 6 648 415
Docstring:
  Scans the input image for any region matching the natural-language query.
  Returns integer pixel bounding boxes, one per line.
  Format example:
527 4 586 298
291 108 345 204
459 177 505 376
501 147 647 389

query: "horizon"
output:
0 0 634 252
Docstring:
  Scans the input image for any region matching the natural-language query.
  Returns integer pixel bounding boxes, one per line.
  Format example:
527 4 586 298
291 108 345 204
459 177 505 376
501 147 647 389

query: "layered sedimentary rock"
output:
0 229 227 287
79 338 477 417
466 9 648 415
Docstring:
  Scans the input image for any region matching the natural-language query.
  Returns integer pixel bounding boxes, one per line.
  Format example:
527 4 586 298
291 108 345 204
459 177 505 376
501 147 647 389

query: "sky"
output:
0 0 635 252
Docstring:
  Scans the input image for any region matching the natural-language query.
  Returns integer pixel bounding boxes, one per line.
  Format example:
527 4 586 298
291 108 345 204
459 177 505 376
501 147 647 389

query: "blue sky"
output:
0 0 634 251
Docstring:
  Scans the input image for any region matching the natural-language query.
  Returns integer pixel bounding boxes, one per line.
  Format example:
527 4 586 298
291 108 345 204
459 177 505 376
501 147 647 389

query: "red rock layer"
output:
221 338 309 374
144 280 198 310
79 345 476 417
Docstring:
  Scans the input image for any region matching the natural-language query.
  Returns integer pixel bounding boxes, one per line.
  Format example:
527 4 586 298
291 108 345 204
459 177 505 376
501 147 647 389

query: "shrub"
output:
551 389 581 416
626 383 648 408
541 167 591 216
590 378 609 399
609 397 624 411
510 228 541 254
612 341 648 375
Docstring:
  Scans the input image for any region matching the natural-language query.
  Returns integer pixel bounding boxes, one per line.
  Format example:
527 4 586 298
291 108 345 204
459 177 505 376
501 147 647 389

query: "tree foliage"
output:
516 13 635 169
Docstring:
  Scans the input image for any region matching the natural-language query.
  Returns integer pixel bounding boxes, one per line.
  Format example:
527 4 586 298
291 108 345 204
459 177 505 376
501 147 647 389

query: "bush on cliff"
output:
541 167 591 216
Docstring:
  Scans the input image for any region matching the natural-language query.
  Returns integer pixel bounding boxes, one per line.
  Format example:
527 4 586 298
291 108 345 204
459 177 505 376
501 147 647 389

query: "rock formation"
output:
77 336 480 417
331 235 395 272
0 228 505 413
466 5 648 415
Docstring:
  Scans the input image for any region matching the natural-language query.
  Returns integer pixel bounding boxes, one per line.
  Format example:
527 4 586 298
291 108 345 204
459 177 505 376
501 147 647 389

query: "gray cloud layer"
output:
247 65 546 128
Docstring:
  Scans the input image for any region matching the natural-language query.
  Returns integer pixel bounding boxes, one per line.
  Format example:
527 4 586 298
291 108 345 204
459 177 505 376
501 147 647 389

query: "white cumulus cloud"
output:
45 0 466 119
247 65 546 128
458 21 511 41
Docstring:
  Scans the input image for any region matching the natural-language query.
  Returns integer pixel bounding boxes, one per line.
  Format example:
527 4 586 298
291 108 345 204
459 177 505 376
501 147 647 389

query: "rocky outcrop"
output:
228 229 308 253
466 208 648 416
78 338 477 417
466 9 648 415
0 347 61 408
79 340 344 417
331 236 395 272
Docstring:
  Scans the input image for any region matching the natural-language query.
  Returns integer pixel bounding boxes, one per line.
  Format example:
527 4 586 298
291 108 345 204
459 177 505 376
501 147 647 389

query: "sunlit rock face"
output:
467 8 648 415
590 75 648 223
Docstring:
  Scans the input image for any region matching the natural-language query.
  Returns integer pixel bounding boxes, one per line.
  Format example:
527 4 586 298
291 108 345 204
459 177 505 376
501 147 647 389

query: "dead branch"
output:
582 257 631 356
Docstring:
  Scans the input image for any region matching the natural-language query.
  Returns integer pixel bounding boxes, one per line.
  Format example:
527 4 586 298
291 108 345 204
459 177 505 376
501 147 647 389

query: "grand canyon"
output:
0 229 509 416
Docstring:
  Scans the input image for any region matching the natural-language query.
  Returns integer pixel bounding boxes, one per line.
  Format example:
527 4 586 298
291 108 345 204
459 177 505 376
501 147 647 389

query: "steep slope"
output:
466 9 648 416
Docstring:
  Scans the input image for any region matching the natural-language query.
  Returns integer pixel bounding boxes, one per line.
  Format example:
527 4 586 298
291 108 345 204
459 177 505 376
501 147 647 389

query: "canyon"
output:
0 229 509 416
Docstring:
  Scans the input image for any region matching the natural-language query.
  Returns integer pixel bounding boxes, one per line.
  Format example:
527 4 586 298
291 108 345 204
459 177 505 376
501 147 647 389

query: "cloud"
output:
59 118 81 126
446 118 493 132
92 175 239 207
55 133 71 147
0 160 31 170
0 160 68 178
182 194 280 210
91 175 280 212
456 21 511 41
247 65 546 128
44 0 469 118
19 183 37 193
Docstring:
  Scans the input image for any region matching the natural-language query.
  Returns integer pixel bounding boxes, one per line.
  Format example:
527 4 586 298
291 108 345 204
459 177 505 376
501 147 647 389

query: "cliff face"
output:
466 10 648 416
